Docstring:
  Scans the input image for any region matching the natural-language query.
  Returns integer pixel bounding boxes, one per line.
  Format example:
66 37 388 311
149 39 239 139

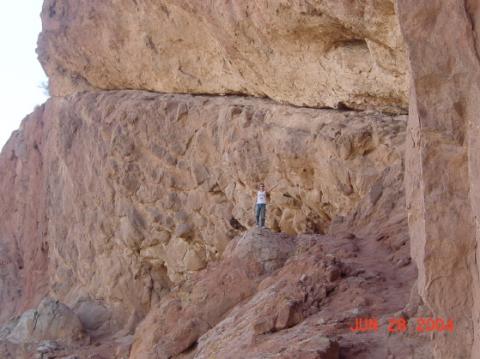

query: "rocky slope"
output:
1 0 477 358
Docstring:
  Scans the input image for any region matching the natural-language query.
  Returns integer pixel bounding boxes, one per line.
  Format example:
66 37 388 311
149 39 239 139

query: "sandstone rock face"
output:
131 221 423 359
38 0 408 112
0 107 49 324
45 91 405 326
5 0 468 357
130 229 296 359
0 90 406 346
397 1 480 358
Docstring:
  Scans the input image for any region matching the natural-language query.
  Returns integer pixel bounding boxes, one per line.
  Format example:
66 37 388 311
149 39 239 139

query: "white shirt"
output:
256 191 267 204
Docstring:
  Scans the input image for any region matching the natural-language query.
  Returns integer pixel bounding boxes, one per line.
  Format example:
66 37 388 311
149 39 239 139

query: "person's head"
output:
259 183 265 191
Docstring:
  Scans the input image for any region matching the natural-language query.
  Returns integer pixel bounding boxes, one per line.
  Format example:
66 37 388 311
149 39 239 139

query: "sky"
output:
0 0 49 150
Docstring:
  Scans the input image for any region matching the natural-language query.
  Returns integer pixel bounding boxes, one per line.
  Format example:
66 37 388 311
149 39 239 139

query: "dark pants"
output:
255 203 266 227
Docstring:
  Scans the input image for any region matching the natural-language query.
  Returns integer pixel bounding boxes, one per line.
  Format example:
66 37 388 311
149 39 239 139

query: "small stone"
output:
175 223 194 239
253 317 275 335
326 266 341 282
36 340 60 353
396 257 411 268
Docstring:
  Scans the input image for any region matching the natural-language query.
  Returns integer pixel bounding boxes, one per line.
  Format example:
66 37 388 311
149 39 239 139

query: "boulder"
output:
6 298 86 345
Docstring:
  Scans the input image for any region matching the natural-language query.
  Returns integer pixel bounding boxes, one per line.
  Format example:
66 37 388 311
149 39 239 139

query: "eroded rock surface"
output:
397 0 480 357
130 222 423 359
0 107 49 324
0 90 409 357
48 92 405 323
38 0 407 112
5 0 469 357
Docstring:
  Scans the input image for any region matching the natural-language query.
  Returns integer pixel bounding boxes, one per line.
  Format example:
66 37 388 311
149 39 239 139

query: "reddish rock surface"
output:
0 91 407 330
397 0 480 357
38 0 407 112
0 91 421 358
130 212 424 358
0 107 49 324
4 0 478 357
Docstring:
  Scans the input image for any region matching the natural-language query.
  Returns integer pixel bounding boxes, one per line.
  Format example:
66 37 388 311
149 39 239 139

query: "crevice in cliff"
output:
463 0 480 65
60 88 408 116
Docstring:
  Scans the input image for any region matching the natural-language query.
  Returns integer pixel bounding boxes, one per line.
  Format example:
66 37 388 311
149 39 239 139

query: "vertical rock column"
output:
397 0 480 357
0 106 49 323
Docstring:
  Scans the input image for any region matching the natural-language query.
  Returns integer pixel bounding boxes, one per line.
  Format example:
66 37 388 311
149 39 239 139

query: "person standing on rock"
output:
255 183 267 228
255 183 278 228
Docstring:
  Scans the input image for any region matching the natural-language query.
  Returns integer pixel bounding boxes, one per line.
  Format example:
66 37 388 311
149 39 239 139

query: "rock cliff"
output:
38 0 408 112
398 0 480 358
0 0 476 358
0 89 407 331
0 87 421 358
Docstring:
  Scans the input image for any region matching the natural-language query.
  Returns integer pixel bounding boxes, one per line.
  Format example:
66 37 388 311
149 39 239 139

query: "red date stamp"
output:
350 317 454 333
414 318 454 333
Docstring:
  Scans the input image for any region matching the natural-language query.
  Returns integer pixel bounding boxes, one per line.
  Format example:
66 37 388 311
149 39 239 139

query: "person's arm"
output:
267 184 279 199
269 183 280 192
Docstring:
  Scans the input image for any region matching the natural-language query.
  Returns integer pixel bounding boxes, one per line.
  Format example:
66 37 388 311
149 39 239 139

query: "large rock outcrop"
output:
130 225 421 359
0 91 406 335
397 1 480 358
0 107 49 324
8 0 477 357
38 0 408 112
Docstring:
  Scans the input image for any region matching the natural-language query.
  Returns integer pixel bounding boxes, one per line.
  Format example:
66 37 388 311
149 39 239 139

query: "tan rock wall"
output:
0 90 406 331
397 0 480 357
38 0 408 112
0 107 49 323
10 1 476 356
